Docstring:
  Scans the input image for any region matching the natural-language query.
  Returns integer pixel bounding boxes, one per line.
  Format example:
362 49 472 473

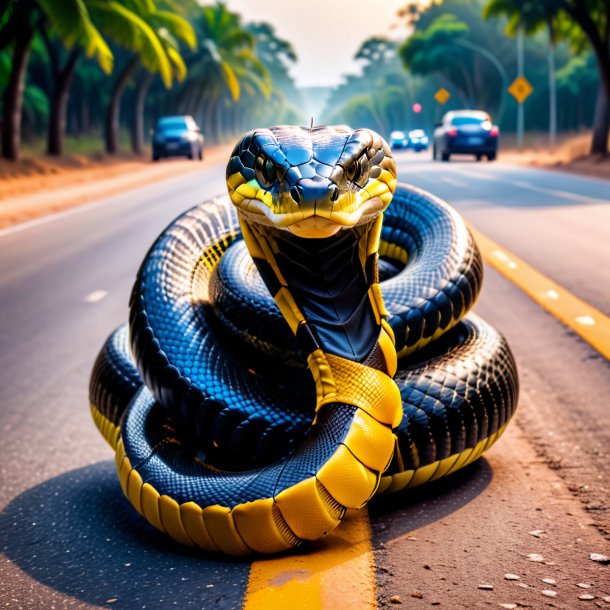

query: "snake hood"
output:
226 125 397 238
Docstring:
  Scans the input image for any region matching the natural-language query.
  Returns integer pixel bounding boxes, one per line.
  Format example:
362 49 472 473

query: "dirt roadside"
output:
0 145 232 230
500 133 610 181
374 420 610 609
373 261 610 609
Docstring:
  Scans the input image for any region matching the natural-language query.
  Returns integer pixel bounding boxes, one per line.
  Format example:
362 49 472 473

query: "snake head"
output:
226 125 397 238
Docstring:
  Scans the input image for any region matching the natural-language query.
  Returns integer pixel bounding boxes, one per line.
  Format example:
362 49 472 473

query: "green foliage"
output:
400 14 470 75
88 0 173 86
399 0 512 119
23 83 50 121
323 38 429 135
164 2 292 142
325 0 599 139
37 0 113 72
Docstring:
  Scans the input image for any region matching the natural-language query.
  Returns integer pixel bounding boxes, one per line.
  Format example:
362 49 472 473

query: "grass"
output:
21 131 147 158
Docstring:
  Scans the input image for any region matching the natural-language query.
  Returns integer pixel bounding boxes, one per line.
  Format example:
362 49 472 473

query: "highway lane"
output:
393 151 610 316
1 154 609 608
393 150 610 529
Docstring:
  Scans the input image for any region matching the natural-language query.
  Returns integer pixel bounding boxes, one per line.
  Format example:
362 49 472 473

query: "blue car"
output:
407 129 429 151
152 115 204 161
433 110 498 162
389 130 409 150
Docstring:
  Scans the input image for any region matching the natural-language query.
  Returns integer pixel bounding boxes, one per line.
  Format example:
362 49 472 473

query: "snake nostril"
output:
329 185 339 202
290 186 302 204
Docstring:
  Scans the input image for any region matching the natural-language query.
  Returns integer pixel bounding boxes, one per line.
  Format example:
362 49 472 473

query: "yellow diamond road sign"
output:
508 76 533 104
434 87 451 105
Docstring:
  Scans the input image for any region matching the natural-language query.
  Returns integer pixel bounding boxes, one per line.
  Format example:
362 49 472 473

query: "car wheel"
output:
441 151 450 162
152 154 160 162
198 147 203 161
476 154 482 162
487 152 496 161
432 145 437 160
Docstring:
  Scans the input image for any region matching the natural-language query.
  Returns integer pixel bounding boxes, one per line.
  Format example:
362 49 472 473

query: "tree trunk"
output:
105 56 140 154
131 71 153 155
47 49 81 156
561 2 609 155
590 84 609 156
1 23 34 160
547 24 557 148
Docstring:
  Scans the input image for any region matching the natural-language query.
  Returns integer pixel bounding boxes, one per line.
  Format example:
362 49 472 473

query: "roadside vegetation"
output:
322 0 608 157
0 0 301 161
0 0 607 164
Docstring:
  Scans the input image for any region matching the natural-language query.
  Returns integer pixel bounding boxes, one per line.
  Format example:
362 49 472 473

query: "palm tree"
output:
177 3 271 142
37 0 115 156
83 0 194 154
130 7 196 154
0 0 111 160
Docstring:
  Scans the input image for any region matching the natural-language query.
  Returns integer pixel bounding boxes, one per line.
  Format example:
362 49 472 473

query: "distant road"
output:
393 151 610 316
1 152 609 608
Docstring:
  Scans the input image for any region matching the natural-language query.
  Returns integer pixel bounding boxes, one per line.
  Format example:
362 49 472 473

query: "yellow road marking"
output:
244 508 376 610
468 224 610 360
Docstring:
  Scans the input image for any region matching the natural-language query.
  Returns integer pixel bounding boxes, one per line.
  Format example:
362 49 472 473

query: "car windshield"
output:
451 116 487 126
391 131 405 139
409 130 425 137
157 118 188 130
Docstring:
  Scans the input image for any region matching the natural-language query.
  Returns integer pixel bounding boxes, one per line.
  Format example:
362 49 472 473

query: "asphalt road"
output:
1 152 609 609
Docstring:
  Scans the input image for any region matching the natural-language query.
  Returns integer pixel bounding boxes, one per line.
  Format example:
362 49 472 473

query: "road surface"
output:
0 151 608 609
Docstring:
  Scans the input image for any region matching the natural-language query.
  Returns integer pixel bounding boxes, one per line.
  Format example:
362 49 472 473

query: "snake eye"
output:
255 155 278 188
345 154 370 188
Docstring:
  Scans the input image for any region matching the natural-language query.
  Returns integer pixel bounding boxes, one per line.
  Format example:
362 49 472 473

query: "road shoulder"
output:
0 145 232 230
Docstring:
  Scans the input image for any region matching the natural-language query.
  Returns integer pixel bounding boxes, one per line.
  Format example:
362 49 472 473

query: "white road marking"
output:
453 168 610 204
575 315 596 326
449 167 499 181
84 290 108 304
510 180 610 205
492 249 518 270
441 176 467 188
449 167 610 205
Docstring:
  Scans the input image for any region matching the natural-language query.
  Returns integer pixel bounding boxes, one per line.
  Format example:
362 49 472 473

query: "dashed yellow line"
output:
244 509 376 610
468 224 610 360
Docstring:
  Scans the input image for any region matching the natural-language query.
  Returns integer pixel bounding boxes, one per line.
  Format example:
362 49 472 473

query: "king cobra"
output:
90 125 518 555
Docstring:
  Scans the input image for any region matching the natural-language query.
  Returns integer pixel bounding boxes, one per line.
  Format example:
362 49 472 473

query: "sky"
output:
222 0 411 88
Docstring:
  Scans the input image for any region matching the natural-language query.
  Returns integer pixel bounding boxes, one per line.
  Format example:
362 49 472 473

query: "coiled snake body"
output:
90 125 518 555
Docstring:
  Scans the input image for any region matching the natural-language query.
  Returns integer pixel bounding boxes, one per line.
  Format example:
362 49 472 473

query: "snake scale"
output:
90 125 518 555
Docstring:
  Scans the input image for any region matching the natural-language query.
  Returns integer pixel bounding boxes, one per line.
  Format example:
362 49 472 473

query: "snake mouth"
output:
234 190 390 238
